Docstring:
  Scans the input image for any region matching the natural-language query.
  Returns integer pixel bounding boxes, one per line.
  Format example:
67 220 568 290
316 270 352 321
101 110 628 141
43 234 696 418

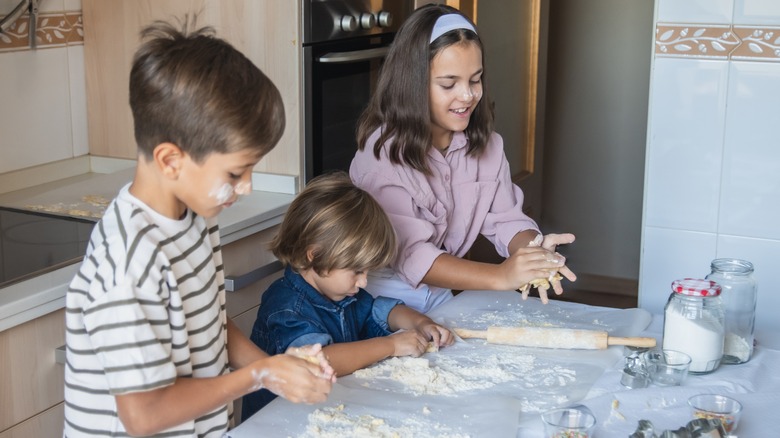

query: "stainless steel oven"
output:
302 0 414 182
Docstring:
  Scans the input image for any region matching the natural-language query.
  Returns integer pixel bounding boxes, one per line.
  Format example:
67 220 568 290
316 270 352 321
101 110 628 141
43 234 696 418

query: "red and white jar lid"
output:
671 278 722 297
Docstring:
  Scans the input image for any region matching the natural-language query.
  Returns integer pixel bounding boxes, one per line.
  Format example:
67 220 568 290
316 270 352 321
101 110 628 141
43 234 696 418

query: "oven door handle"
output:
317 47 389 64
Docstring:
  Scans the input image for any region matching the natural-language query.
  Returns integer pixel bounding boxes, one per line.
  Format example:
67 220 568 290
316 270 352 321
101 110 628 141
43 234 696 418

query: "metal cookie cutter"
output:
621 350 650 389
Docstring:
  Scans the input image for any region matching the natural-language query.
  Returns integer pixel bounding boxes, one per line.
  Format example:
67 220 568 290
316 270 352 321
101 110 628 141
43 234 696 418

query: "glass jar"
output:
662 278 725 374
705 258 757 364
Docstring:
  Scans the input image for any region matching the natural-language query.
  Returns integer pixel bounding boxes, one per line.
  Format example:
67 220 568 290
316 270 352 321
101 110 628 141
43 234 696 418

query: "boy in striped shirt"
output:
63 18 334 437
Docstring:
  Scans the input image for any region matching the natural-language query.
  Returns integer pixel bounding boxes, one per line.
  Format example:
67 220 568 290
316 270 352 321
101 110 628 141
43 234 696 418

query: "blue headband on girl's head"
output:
429 14 477 43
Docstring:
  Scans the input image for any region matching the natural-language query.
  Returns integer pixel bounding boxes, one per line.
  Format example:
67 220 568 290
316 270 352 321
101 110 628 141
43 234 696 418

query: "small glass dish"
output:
541 407 596 438
688 394 742 433
643 349 691 386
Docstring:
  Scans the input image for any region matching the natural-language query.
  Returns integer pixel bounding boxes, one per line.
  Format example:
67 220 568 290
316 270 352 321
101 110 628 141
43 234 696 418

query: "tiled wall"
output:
640 0 780 337
0 0 86 174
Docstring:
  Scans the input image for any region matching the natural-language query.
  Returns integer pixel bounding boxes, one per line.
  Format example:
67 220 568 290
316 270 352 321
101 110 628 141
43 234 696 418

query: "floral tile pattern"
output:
732 26 780 60
656 23 780 61
0 12 83 52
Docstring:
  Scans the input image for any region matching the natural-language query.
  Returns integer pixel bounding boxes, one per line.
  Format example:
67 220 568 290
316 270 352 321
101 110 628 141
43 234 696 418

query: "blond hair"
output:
272 172 396 274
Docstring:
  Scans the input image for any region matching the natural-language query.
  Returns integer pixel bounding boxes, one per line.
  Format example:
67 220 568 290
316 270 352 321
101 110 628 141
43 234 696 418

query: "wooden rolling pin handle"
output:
607 336 657 348
453 328 488 339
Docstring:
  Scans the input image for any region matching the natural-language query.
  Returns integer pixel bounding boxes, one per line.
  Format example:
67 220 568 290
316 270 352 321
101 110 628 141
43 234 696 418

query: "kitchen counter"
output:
0 167 295 332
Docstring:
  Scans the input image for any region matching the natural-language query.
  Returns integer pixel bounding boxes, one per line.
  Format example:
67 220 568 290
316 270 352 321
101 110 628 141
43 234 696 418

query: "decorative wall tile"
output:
656 24 739 59
0 12 83 53
731 26 780 60
656 23 780 62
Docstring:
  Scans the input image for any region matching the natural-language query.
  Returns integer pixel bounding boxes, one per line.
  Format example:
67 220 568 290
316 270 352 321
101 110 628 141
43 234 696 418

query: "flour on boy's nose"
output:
234 181 252 195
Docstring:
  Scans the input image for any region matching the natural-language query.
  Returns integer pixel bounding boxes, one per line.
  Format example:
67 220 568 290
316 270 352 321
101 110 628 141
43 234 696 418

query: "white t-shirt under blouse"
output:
64 184 230 437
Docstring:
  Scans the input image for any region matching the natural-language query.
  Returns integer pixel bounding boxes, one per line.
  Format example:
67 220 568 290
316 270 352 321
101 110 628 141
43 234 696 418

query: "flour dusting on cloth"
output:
303 404 470 438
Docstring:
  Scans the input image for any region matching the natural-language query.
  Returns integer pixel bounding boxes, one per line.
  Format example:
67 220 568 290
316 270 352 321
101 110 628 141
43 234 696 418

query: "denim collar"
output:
284 266 357 311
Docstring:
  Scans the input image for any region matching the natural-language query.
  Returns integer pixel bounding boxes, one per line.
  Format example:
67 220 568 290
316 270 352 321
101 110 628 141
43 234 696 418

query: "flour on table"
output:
353 354 526 396
448 302 610 331
303 404 470 438
353 348 576 403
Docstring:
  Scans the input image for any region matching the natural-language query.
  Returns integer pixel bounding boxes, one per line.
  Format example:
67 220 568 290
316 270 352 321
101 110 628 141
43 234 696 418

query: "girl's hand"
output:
388 329 429 357
539 233 577 296
540 233 576 252
499 246 565 291
249 353 333 404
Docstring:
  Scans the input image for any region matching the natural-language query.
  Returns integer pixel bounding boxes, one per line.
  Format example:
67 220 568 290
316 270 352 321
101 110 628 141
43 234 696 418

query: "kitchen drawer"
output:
0 309 65 432
222 225 282 318
229 270 282 339
0 403 63 438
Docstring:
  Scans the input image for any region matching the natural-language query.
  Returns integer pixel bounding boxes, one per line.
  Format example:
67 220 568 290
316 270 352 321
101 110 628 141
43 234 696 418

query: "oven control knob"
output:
339 15 358 32
376 11 393 28
359 13 376 29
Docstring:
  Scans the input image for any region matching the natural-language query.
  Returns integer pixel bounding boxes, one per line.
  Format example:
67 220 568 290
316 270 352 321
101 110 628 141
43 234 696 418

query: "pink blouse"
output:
350 129 539 290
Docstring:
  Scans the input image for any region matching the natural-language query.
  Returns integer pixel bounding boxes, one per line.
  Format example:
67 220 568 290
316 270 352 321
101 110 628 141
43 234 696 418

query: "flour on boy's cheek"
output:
209 182 234 205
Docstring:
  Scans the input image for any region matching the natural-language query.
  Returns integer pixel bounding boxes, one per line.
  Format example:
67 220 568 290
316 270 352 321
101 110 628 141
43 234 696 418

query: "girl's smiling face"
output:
428 41 483 150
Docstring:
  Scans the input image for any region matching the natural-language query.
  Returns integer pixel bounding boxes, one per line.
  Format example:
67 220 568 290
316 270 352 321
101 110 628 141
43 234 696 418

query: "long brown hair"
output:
356 4 494 174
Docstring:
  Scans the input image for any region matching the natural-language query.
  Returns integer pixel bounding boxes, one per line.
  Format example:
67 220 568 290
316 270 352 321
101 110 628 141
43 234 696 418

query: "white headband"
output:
429 14 476 43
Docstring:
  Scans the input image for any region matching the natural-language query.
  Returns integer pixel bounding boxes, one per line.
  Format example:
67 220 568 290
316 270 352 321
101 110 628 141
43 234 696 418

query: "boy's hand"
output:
285 344 336 381
417 320 455 349
388 329 429 357
250 350 334 404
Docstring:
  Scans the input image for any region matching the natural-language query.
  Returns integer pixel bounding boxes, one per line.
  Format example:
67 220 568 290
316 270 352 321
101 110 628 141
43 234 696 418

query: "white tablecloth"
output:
226 290 778 437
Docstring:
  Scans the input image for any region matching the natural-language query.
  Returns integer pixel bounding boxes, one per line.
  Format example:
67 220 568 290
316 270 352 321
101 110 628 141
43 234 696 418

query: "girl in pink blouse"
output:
350 4 576 313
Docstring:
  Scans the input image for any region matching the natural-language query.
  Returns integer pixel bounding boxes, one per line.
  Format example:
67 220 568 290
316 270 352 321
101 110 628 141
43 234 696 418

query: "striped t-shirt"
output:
64 184 230 437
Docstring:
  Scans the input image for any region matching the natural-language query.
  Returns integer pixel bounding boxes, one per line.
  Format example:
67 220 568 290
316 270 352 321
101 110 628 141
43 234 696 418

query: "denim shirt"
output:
242 266 402 420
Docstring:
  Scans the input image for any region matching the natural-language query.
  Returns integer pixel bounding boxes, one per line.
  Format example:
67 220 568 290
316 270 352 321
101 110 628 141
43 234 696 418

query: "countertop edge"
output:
0 190 294 333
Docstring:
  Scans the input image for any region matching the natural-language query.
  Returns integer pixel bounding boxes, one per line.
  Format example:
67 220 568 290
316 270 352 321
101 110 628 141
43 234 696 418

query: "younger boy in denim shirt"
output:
242 172 454 420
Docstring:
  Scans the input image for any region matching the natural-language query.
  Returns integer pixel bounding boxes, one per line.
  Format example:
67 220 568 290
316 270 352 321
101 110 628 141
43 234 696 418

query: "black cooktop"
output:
0 207 96 288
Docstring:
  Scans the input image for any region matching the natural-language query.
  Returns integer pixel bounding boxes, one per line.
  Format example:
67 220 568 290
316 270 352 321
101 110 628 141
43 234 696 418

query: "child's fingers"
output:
558 264 576 282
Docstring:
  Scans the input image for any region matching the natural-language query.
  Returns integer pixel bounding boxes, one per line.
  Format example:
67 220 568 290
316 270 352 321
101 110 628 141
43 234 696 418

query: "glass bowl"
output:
688 394 742 433
541 407 596 438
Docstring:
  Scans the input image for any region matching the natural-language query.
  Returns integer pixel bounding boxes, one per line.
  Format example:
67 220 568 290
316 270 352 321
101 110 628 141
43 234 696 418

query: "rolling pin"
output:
454 326 656 350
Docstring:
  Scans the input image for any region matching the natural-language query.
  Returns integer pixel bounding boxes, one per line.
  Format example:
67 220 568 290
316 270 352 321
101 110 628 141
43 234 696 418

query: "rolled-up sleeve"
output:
370 296 403 331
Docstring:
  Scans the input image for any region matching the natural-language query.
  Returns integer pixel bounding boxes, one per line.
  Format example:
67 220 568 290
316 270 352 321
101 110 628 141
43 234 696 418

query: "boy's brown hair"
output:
129 17 285 162
272 172 397 275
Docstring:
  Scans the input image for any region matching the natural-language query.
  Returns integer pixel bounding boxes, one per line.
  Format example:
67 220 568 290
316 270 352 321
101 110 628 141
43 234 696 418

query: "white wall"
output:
0 0 87 174
541 0 653 281
640 0 780 338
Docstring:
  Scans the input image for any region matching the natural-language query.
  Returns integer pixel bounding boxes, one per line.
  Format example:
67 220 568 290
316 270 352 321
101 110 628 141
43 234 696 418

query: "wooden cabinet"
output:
82 0 301 177
0 404 63 438
0 309 65 435
221 225 283 425
222 225 282 338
